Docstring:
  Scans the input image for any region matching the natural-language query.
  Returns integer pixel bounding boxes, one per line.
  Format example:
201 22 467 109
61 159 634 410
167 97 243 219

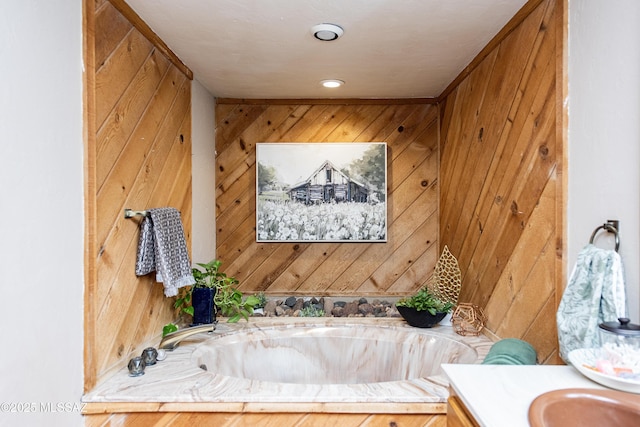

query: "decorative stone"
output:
358 303 374 316
343 301 359 317
248 296 401 319
373 304 385 316
323 297 334 314
386 306 401 317
292 298 304 312
263 300 278 317
285 296 297 307
331 306 344 317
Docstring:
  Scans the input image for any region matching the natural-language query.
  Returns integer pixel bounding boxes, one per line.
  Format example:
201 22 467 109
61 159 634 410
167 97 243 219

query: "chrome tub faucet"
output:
159 322 217 350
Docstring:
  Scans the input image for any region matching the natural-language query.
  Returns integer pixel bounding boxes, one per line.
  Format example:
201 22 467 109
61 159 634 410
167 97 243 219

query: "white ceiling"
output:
124 0 528 99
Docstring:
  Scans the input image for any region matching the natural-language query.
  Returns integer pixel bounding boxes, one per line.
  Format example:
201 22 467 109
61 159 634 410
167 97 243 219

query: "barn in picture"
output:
288 160 369 204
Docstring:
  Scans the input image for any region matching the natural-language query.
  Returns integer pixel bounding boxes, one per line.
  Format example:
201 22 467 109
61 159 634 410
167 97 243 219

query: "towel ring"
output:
589 221 620 252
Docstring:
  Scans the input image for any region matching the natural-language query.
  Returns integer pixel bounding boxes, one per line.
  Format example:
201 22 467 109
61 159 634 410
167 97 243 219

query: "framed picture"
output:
256 142 387 242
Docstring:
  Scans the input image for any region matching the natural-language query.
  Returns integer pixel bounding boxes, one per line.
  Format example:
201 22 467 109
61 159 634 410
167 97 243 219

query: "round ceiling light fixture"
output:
311 23 344 41
320 79 345 88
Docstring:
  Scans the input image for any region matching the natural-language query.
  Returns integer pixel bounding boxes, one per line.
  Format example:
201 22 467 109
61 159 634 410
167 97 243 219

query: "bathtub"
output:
83 318 492 414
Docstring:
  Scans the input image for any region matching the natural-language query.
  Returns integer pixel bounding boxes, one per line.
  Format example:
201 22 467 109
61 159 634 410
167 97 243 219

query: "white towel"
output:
556 244 627 362
135 207 195 297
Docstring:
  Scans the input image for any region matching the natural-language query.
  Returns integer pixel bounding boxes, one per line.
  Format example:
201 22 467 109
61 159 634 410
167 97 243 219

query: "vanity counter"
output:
442 364 608 427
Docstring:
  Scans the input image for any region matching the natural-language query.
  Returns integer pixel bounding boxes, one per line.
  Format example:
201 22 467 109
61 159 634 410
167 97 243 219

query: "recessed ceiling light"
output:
320 79 345 88
311 23 344 41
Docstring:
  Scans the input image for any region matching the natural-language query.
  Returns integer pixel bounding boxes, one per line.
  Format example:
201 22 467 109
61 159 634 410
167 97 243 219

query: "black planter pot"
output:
192 287 216 325
396 306 447 328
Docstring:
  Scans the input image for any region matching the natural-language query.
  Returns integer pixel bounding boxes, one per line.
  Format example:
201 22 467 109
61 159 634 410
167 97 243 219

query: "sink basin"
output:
528 388 640 427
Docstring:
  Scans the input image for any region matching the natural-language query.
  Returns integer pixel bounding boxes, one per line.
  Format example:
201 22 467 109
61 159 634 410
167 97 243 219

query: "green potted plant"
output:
395 287 454 328
174 259 259 323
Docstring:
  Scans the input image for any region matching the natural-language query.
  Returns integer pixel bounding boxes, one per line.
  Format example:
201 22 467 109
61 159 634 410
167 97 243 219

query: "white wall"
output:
191 79 217 263
0 2 84 426
568 0 640 322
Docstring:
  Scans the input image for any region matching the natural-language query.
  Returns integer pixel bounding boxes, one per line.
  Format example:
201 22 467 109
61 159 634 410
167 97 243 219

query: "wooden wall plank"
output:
464 45 556 306
452 0 555 292
441 0 550 259
484 179 556 329
438 0 547 100
96 69 187 252
439 50 499 246
84 0 99 393
96 50 170 189
215 103 440 298
95 28 154 127
554 0 568 323
95 95 192 377
95 1 132 68
107 0 193 79
84 412 446 426
87 1 193 390
359 209 438 294
439 0 561 363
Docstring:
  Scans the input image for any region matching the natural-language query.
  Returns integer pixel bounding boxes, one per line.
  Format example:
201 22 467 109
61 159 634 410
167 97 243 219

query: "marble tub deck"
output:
83 318 492 414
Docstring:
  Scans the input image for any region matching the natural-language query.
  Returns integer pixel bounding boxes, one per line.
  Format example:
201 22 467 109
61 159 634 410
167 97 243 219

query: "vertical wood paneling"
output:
85 0 193 390
215 102 440 298
84 0 98 395
439 0 562 364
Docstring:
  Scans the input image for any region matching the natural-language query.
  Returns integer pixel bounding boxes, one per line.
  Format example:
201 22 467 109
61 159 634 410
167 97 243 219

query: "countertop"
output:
442 364 608 427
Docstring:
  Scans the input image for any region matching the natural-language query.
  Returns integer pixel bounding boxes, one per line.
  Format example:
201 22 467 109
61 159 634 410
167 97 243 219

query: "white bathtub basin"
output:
192 323 478 384
83 318 493 410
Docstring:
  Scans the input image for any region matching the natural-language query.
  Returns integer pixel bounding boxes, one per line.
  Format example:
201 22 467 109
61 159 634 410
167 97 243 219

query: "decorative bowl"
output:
568 348 640 394
396 306 447 328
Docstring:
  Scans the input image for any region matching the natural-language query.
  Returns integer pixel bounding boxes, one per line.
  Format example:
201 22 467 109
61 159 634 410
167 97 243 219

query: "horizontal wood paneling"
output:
85 0 193 391
84 412 446 426
439 0 562 364
215 103 440 297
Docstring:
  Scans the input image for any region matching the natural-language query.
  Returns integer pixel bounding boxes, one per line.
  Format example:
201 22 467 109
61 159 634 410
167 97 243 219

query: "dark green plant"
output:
396 287 454 316
174 286 194 317
162 323 178 337
254 291 268 309
174 259 259 323
299 306 325 317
